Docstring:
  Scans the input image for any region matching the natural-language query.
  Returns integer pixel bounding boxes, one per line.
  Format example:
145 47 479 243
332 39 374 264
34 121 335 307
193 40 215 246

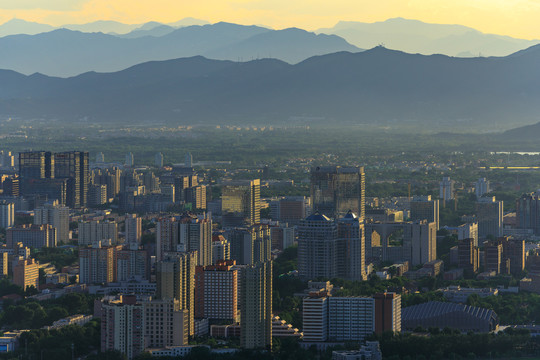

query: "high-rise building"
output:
125 152 134 167
124 214 142 245
156 214 212 266
13 258 39 290
195 260 239 322
100 295 145 360
0 200 14 229
88 184 107 206
502 237 525 275
154 152 164 168
116 246 150 281
374 292 401 334
338 211 367 281
476 197 503 238
484 240 503 274
328 297 375 341
311 166 365 220
78 220 118 246
6 224 56 248
34 200 69 243
269 196 310 225
221 179 260 228
185 184 207 210
156 251 197 336
302 293 329 342
410 195 439 230
212 235 230 264
270 225 295 251
185 152 193 168
240 260 272 349
226 225 271 265
0 252 8 277
19 151 54 186
79 241 117 284
143 298 188 348
516 192 540 235
54 151 90 208
298 213 339 279
439 176 455 202
475 178 490 199
457 238 479 273
457 222 479 246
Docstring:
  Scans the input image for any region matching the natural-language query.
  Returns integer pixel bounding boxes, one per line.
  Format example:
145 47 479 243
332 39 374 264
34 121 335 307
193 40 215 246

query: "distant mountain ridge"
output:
1 45 540 130
317 17 540 57
0 22 360 76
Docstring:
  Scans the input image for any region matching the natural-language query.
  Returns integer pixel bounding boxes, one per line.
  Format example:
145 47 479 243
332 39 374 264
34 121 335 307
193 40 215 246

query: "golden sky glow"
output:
1 0 540 39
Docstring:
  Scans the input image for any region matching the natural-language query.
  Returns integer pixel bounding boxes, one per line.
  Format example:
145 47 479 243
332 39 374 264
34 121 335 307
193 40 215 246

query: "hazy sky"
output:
1 0 540 39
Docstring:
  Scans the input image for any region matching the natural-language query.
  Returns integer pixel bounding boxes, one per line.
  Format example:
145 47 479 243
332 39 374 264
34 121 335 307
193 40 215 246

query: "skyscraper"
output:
311 166 365 220
240 260 272 349
221 179 261 228
374 292 402 334
297 213 339 279
125 214 142 245
156 251 197 336
439 176 455 202
78 220 118 246
476 197 503 238
125 152 134 167
338 211 367 281
34 200 70 243
54 151 89 208
516 192 540 235
475 178 490 199
0 200 14 229
79 241 116 284
410 195 440 230
155 152 164 168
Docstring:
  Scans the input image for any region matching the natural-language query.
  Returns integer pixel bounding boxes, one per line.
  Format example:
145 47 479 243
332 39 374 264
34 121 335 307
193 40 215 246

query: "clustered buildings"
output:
1 150 534 359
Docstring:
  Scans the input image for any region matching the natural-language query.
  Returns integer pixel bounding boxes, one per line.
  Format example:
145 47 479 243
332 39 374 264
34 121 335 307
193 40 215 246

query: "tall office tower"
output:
221 179 261 228
142 172 160 194
457 238 479 273
439 176 455 202
475 178 490 199
34 201 70 243
2 176 19 197
328 297 375 341
7 224 56 248
0 200 14 229
303 293 330 342
100 295 145 360
156 217 178 262
125 152 134 167
19 151 54 185
270 225 295 251
297 213 339 279
269 196 310 225
179 213 212 266
0 252 8 277
54 151 90 208
374 292 402 334
94 167 122 199
226 225 271 265
410 220 437 266
195 260 239 322
502 238 525 275
410 195 440 230
457 222 479 245
240 260 272 349
338 211 367 281
96 152 105 163
185 184 207 210
212 235 230 264
185 152 193 168
79 241 116 284
311 166 365 220
484 240 503 274
476 197 503 238
88 184 107 206
155 152 164 168
156 251 197 336
516 192 540 235
125 214 142 245
172 175 198 203
116 246 150 281
78 220 118 246
13 258 39 290
143 298 188 349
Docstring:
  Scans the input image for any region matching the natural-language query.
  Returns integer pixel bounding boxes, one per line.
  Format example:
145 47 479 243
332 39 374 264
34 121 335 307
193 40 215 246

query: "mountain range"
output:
0 22 359 77
317 18 540 57
1 45 539 130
